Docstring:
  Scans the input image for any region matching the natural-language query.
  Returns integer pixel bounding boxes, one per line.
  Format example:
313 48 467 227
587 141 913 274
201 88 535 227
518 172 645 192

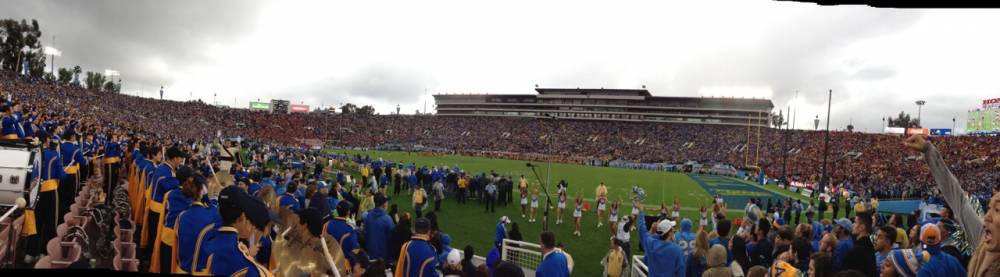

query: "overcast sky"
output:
3 0 998 133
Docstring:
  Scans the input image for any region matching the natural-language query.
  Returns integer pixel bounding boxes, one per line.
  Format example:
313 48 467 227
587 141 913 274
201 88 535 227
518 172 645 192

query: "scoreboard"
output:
271 100 290 114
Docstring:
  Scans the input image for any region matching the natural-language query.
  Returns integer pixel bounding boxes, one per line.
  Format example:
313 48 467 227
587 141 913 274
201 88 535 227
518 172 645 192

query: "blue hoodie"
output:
674 219 697 258
495 222 507 246
363 207 395 260
638 212 686 277
918 245 966 277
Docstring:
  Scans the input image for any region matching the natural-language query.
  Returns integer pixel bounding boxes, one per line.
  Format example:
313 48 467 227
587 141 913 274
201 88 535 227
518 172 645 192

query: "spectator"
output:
916 223 966 276
841 211 876 276
729 235 749 276
636 204 686 277
702 245 732 277
364 194 395 261
536 231 570 277
749 218 773 268
462 245 477 277
809 252 834 277
874 226 897 276
880 248 926 277
686 230 709 277
390 213 413 267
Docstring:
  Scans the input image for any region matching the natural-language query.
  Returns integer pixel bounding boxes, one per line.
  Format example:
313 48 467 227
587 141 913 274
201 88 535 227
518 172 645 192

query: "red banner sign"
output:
290 104 310 113
985 98 1000 109
906 128 929 135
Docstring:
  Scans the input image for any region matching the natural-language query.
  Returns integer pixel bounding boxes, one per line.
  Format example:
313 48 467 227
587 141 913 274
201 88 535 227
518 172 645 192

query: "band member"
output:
206 186 275 277
147 146 187 273
176 172 220 275
0 102 24 139
59 131 86 223
139 145 162 250
156 166 197 273
103 132 123 205
25 130 65 261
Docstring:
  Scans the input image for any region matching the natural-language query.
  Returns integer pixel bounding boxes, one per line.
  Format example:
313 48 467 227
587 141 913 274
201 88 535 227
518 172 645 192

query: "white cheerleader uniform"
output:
700 211 708 227
597 198 607 211
631 205 640 216
521 195 528 205
530 195 539 208
573 204 583 218
558 195 566 209
609 207 619 223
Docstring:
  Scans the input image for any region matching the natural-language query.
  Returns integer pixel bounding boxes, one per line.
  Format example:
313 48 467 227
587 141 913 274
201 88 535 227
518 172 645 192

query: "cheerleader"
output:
595 182 608 228
573 194 583 236
529 188 540 223
556 187 567 224
659 202 669 220
671 198 681 220
608 198 620 235
699 205 708 231
520 185 529 218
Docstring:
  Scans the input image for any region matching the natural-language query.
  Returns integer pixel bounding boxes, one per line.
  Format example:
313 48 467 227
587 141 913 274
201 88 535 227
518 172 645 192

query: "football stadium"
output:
1 2 1000 277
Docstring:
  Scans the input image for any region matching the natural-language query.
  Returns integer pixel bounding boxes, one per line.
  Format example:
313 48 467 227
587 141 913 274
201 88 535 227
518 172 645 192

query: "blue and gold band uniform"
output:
26 141 66 258
146 163 178 273
58 138 86 225
103 139 123 206
156 187 193 273
176 200 222 275
207 227 274 277
325 216 360 269
0 112 24 139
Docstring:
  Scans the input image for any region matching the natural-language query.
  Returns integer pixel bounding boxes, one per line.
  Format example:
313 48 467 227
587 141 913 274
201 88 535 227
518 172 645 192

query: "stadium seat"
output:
50 244 81 268
45 238 63 260
115 241 136 259
33 256 53 269
113 256 139 272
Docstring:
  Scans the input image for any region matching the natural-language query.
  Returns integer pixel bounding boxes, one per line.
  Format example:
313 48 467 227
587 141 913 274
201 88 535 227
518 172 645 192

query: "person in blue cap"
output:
832 218 854 270
395 217 439 277
175 172 220 275
310 181 332 217
206 185 274 277
103 132 124 205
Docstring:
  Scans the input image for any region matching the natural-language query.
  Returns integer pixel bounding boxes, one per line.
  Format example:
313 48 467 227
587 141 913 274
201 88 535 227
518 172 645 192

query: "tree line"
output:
1 18 119 93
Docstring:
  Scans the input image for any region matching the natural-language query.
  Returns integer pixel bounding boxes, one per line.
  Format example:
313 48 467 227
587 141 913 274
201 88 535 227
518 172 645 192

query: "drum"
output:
0 139 39 209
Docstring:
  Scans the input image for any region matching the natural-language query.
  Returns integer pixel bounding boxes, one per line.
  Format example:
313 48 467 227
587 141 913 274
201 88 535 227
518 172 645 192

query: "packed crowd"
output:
3 71 1000 277
3 72 997 200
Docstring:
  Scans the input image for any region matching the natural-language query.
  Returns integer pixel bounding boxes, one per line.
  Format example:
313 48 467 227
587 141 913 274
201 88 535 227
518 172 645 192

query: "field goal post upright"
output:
744 109 763 180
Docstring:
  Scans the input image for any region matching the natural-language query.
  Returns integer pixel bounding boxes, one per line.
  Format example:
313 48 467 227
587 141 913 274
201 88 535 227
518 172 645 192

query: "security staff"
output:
206 186 275 277
26 130 65 261
175 172 220 275
59 131 86 223
147 146 187 273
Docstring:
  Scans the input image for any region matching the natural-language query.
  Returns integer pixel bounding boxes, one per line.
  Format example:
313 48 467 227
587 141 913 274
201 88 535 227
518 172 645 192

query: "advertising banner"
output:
290 104 310 113
249 101 271 110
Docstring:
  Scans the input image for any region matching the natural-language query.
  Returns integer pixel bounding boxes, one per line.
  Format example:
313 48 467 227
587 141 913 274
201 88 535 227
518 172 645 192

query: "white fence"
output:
630 255 648 277
501 238 543 271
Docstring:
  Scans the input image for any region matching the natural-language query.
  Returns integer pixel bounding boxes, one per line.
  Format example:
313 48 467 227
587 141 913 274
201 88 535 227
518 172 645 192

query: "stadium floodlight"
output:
43 46 61 57
916 100 926 127
105 69 119 77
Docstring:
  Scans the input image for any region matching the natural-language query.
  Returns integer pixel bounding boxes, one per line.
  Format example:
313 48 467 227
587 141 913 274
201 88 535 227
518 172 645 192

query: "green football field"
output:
327 150 808 276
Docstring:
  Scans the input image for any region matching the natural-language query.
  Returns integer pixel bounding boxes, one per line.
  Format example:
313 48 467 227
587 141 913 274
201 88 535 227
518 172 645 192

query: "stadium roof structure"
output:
434 87 775 127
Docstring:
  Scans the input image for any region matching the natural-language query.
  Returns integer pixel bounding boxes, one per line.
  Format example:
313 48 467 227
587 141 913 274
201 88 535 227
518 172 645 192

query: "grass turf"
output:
327 150 807 276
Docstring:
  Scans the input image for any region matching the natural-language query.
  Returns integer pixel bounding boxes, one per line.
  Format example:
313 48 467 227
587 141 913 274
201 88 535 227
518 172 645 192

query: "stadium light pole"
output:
819 90 832 194
916 100 926 127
